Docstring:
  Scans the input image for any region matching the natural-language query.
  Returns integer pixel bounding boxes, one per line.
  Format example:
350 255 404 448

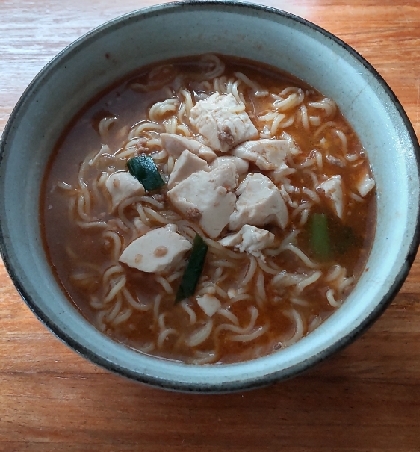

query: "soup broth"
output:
42 54 376 364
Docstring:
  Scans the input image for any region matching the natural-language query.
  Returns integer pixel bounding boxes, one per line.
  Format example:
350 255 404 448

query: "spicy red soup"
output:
42 54 376 364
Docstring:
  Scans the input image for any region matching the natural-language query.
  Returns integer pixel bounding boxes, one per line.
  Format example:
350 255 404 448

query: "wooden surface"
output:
1 0 420 450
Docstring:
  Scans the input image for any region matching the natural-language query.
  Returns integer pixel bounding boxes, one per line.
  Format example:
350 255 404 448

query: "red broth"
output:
41 54 375 364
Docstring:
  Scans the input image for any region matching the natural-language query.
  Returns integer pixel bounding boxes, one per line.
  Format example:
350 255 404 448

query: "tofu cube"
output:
167 150 209 189
105 171 145 211
210 155 249 175
219 224 275 260
196 294 221 317
229 173 288 230
190 93 258 152
167 162 238 238
119 225 192 273
317 175 344 219
233 137 299 171
356 171 375 197
160 133 217 162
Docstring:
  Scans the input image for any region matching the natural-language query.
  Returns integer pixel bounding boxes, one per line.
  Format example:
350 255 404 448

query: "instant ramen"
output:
42 54 376 364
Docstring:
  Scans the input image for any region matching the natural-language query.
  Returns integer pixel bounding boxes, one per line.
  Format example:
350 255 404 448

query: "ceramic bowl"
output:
1 1 419 393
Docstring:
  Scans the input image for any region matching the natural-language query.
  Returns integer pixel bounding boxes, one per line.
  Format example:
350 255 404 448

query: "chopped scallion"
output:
310 213 330 261
175 234 208 303
127 154 165 192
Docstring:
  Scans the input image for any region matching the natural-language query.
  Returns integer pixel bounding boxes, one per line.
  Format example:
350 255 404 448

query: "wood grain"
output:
1 1 420 451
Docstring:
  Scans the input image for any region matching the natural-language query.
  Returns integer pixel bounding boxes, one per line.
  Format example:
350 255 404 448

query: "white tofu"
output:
317 175 344 219
105 172 145 211
356 172 375 197
210 155 249 175
160 133 217 161
167 162 238 238
190 93 258 152
229 173 288 231
167 150 209 189
119 225 192 273
196 294 221 317
233 138 298 170
219 225 275 260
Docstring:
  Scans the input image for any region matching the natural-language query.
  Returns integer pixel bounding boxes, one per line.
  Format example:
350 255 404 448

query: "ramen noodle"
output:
41 54 376 364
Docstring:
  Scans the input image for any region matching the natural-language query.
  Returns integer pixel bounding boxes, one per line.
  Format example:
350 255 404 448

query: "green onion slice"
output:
310 213 331 261
127 154 165 192
175 234 208 303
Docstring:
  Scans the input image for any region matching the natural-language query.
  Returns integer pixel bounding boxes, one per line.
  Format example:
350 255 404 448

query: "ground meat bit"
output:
154 246 168 257
185 207 202 220
218 126 235 149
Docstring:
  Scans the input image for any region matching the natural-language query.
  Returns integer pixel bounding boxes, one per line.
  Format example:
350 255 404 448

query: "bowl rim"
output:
1 0 420 393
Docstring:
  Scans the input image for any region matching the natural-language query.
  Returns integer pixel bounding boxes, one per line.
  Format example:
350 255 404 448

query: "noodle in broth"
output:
42 54 376 364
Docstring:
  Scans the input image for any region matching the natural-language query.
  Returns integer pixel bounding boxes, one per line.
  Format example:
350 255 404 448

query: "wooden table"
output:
1 1 420 450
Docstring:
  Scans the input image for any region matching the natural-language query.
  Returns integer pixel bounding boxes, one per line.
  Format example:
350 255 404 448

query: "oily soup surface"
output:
42 55 375 364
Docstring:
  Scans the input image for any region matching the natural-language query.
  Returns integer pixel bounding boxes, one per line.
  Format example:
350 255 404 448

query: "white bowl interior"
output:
1 2 419 391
